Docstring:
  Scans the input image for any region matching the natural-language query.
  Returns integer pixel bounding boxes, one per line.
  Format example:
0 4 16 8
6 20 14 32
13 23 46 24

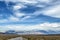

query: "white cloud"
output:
27 22 60 31
0 22 60 32
13 3 27 11
42 5 60 18
5 0 37 4
0 0 60 32
13 5 22 10
39 22 60 28
4 0 53 6
15 12 25 17
38 0 51 3
12 3 27 18
20 0 37 4
3 0 60 6
3 0 51 10
4 0 60 18
33 4 60 18
8 16 20 22
4 0 51 3
21 16 31 21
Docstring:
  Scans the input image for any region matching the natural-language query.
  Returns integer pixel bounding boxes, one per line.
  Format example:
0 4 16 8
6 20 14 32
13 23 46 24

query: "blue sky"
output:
0 0 60 33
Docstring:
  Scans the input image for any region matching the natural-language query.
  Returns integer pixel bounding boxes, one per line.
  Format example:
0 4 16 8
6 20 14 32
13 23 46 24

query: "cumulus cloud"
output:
28 22 60 31
0 22 60 32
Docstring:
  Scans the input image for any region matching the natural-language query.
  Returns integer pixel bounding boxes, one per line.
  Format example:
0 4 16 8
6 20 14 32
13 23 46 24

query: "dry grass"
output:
0 34 20 40
0 34 60 40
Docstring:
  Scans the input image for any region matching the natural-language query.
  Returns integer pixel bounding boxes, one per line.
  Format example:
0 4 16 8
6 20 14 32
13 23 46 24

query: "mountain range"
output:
0 29 60 35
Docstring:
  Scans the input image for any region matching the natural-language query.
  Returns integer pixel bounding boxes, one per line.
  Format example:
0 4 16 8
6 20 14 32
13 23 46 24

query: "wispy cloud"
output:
0 0 60 33
8 15 20 22
0 0 60 22
13 3 27 11
42 5 60 18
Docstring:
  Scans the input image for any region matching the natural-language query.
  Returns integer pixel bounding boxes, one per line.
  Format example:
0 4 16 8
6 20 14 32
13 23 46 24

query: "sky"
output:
0 0 60 33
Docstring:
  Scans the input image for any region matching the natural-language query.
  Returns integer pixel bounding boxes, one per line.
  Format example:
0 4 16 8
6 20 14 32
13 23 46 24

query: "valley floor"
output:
0 34 60 40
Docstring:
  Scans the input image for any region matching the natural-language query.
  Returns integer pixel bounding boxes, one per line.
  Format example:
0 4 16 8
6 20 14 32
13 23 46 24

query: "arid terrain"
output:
0 34 60 40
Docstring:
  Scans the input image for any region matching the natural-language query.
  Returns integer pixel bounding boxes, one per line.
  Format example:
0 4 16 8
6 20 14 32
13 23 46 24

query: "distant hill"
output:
0 30 60 35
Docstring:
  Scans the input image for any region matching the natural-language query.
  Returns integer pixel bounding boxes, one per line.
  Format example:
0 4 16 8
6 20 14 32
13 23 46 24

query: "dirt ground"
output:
0 34 60 40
